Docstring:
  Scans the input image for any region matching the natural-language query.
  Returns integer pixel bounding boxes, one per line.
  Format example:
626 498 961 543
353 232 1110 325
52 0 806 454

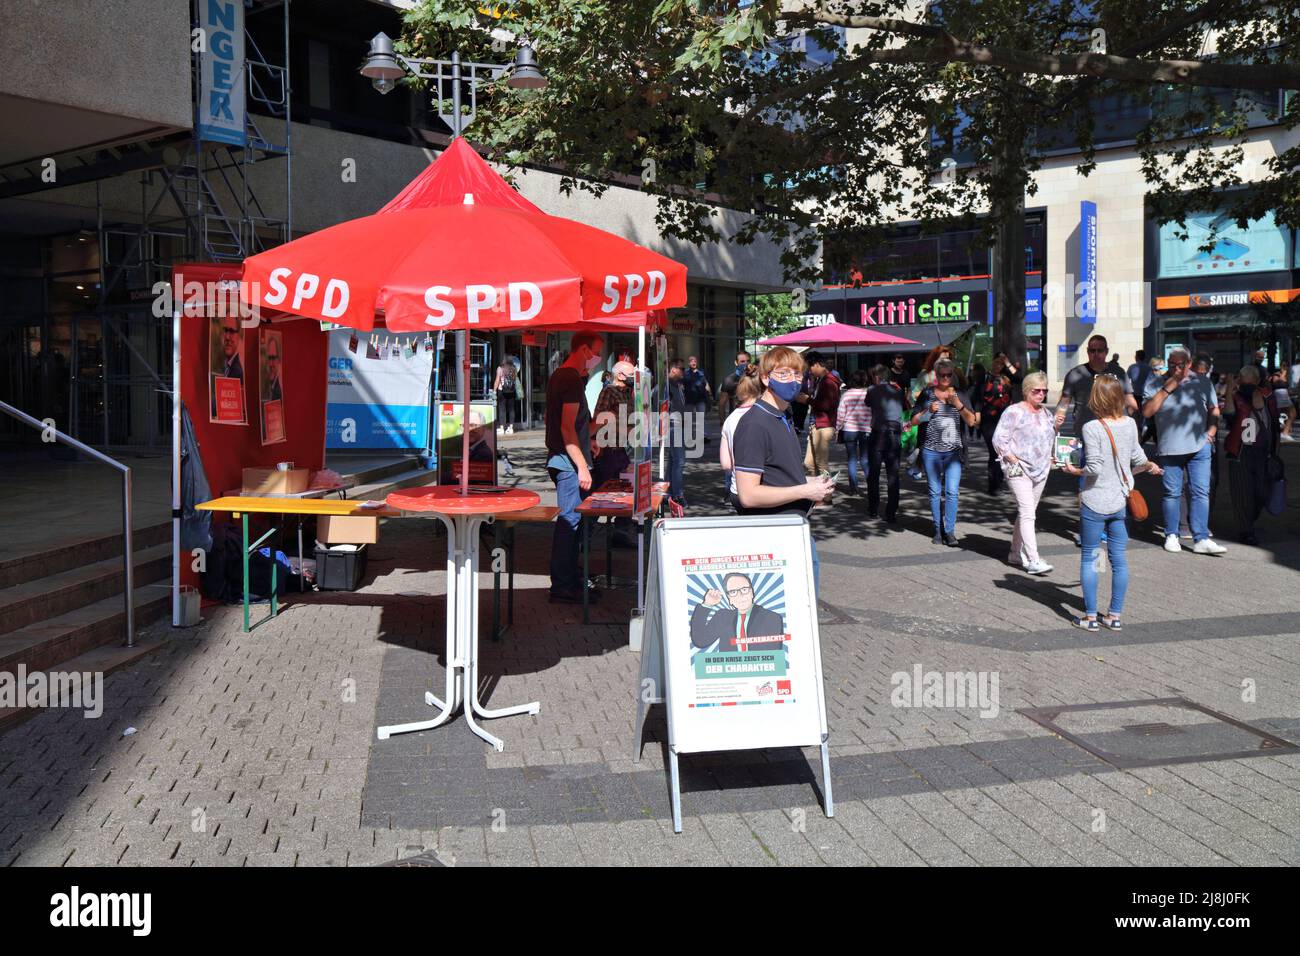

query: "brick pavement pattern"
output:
2 431 1299 866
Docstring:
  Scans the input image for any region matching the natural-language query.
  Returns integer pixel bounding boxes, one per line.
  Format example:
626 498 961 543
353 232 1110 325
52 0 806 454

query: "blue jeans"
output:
1080 504 1129 616
1160 440 1212 542
921 447 962 534
842 430 869 494
548 456 584 595
667 444 685 503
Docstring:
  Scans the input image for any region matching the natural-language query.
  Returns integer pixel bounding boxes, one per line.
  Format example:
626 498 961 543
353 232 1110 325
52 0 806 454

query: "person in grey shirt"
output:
1062 375 1162 632
1141 347 1225 555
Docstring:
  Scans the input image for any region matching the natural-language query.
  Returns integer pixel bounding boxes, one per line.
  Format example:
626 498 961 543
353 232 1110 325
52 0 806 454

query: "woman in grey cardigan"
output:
1062 375 1163 632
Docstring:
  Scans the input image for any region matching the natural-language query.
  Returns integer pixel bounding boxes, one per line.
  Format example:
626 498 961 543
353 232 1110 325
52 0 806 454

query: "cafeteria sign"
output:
634 515 833 832
860 292 984 325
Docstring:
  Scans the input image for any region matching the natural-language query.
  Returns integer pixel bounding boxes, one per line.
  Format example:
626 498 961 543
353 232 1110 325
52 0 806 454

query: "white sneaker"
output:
1281 433 1296 442
1193 538 1227 555
1024 559 1053 575
1163 534 1182 553
505 425 513 435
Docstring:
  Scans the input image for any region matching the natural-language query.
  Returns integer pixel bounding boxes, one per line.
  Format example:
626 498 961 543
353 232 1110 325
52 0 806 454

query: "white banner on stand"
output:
635 515 832 831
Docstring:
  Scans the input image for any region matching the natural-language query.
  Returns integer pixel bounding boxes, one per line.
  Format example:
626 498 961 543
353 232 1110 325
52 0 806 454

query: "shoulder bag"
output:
1099 419 1148 520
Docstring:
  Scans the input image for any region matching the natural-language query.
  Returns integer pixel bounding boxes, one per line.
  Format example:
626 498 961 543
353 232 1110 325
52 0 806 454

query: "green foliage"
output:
399 0 1298 281
743 292 802 343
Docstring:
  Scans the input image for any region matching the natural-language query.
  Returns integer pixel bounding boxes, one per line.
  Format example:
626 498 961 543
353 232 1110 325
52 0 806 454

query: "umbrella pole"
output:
461 329 471 495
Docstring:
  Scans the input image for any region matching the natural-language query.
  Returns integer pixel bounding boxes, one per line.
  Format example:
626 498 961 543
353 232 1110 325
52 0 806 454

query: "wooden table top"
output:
197 496 403 518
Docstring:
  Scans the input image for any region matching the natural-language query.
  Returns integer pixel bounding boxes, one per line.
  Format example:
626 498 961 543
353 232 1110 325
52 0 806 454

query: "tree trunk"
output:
990 146 1028 370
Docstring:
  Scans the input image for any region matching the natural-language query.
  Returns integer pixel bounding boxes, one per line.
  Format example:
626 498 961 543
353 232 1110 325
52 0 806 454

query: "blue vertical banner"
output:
197 0 247 147
1079 201 1097 324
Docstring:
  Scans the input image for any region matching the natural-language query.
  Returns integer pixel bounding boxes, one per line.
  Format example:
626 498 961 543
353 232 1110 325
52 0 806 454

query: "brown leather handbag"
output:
1100 419 1148 521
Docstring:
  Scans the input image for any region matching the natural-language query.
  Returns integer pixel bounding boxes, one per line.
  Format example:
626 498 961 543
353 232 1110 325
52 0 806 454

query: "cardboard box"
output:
242 467 310 496
317 515 379 545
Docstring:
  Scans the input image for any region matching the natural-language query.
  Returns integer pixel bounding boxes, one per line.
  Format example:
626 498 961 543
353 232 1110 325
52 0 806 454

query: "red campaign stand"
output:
172 263 330 603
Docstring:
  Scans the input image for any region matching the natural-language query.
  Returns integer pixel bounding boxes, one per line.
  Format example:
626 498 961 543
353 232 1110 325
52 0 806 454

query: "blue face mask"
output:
768 378 802 402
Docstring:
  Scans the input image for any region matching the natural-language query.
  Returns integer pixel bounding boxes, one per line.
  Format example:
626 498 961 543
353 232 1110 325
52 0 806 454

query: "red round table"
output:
376 485 540 752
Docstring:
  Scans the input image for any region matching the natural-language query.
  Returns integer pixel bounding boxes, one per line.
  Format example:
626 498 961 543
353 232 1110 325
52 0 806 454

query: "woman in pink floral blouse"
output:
992 370 1059 574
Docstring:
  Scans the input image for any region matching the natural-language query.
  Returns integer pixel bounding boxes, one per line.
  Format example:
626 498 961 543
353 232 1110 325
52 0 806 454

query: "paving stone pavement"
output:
2 430 1299 866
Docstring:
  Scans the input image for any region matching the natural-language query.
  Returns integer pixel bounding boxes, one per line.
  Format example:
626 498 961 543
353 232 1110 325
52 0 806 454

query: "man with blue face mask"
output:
546 331 605 603
718 351 751 423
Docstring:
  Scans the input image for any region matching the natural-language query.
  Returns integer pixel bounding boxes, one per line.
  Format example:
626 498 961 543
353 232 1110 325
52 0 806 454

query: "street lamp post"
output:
360 31 545 493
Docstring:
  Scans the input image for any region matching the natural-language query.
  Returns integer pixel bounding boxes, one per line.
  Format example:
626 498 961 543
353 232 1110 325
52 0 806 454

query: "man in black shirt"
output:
718 350 751 423
1054 333 1136 493
865 365 905 522
732 346 834 591
1055 334 1137 436
667 360 688 506
546 330 604 603
887 353 911 389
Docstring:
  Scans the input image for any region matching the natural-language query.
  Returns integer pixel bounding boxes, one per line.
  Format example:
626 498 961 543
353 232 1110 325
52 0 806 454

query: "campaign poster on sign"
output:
209 315 247 425
259 327 286 445
653 519 826 755
684 554 792 707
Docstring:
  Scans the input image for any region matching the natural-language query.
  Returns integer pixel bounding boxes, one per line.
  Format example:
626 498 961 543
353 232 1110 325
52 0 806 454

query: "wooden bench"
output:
488 506 559 641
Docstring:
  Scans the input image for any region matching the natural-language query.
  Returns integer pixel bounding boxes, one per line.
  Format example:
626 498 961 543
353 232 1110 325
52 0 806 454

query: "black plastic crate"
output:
314 544 367 591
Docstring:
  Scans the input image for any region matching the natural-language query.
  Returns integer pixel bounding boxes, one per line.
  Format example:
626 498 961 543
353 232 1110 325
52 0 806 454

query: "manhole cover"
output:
1123 722 1184 737
377 849 452 867
1017 697 1298 769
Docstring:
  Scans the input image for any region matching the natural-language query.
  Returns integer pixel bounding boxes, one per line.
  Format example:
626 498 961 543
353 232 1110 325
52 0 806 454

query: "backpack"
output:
499 363 517 391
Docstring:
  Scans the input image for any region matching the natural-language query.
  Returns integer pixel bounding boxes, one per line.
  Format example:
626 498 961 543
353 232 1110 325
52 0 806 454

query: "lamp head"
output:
507 44 546 90
361 32 405 90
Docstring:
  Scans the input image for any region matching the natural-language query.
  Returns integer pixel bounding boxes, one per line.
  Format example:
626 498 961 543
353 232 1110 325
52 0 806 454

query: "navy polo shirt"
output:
730 397 811 516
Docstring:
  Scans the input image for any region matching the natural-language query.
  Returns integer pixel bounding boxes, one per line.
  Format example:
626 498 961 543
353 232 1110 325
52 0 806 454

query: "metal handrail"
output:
0 400 134 647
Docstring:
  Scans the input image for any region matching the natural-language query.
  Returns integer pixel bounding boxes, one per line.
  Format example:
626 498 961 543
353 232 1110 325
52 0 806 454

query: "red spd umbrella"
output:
240 137 686 495
240 139 687 330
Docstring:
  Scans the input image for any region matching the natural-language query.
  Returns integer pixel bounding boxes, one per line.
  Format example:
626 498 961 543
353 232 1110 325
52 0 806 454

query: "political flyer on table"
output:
437 402 497 486
683 553 794 708
209 314 247 425
259 327 286 445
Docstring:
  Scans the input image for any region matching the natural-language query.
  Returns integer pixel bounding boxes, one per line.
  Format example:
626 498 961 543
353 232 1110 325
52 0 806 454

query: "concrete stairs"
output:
0 522 172 733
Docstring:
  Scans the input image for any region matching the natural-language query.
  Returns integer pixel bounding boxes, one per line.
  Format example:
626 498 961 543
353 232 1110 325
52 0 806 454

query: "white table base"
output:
376 512 539 752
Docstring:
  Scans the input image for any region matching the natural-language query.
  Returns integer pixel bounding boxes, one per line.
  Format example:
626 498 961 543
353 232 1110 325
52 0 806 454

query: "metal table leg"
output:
463 516 538 752
242 512 278 633
376 512 459 739
605 515 613 585
507 522 516 625
582 514 590 626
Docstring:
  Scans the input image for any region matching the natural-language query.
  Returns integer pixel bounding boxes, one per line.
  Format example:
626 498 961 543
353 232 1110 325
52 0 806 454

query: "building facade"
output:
0 0 789 449
816 18 1300 391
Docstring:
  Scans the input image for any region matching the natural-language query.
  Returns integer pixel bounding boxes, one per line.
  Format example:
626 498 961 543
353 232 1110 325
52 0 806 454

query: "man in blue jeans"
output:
546 331 605 603
666 360 688 506
1141 347 1225 555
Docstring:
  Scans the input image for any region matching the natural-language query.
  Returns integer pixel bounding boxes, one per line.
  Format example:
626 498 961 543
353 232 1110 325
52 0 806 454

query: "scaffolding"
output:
81 0 293 449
